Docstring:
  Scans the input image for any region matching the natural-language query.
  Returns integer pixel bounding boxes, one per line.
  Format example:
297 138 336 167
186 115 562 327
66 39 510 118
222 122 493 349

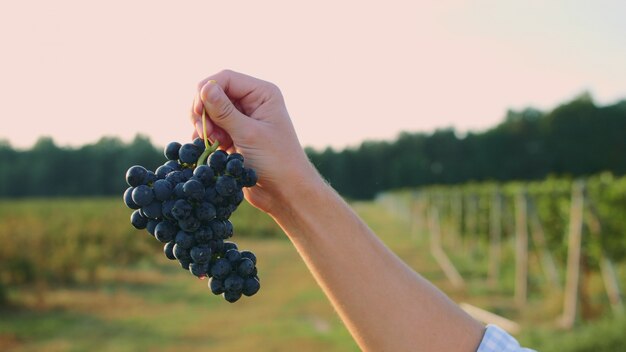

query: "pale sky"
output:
1 0 625 150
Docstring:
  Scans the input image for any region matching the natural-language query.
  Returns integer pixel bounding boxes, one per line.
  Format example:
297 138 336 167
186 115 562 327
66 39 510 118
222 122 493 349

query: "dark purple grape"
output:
210 258 231 279
131 185 154 206
164 241 176 260
183 179 205 200
175 230 195 249
179 143 201 164
241 168 258 187
242 277 260 296
155 165 175 180
130 209 149 229
173 244 192 261
193 165 215 186
223 290 242 303
164 142 182 161
195 202 216 222
225 249 241 263
224 273 244 293
215 175 237 197
209 277 225 295
241 250 257 265
237 258 255 277
155 221 177 243
172 199 192 220
209 150 228 172
142 201 163 219
194 226 214 244
190 246 211 263
226 159 244 178
126 165 148 187
189 262 209 278
123 187 140 209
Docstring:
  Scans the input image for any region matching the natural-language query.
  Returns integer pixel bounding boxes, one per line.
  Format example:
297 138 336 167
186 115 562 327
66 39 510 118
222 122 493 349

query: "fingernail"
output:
202 80 221 105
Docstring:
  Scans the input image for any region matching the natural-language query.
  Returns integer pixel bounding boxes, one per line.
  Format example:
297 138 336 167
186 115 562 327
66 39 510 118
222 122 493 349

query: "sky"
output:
1 0 625 151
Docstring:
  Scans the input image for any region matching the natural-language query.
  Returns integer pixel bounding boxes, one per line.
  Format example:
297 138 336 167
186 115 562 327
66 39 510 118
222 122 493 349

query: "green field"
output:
1 198 625 351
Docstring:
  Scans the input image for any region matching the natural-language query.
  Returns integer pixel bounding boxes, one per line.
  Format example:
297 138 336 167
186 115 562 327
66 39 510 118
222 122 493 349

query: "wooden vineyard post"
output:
584 198 625 317
560 180 585 329
527 197 560 289
428 205 465 289
515 189 529 307
488 188 502 287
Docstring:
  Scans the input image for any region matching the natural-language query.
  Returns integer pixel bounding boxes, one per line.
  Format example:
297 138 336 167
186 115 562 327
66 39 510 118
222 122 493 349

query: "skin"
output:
190 70 485 352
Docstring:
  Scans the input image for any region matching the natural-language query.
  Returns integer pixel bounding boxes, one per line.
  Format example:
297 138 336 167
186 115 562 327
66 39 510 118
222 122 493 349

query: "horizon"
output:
1 1 625 150
2 88 622 152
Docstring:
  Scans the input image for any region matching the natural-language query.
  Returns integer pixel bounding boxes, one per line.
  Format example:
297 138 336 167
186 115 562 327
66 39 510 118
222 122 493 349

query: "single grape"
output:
226 159 244 178
183 179 205 200
223 241 238 253
152 179 173 201
215 175 237 197
193 165 215 186
224 273 244 293
190 246 212 263
189 262 210 278
209 277 225 295
132 185 154 206
210 258 232 280
126 165 148 187
171 199 192 220
241 168 258 187
192 137 207 151
179 143 201 165
155 165 175 180
146 219 159 236
178 216 201 232
223 290 242 303
209 150 228 172
242 277 260 296
143 171 157 185
165 170 185 185
130 209 149 229
175 230 195 249
164 160 181 171
240 250 257 265
164 241 176 260
237 258 255 277
195 202 216 222
227 153 244 163
209 220 227 239
123 187 140 209
155 221 177 243
194 226 214 244
162 200 176 220
142 201 163 219
225 249 242 263
173 244 192 261
164 141 182 160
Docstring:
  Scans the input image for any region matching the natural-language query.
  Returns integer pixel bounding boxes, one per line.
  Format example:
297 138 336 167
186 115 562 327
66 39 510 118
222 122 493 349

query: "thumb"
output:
200 80 249 137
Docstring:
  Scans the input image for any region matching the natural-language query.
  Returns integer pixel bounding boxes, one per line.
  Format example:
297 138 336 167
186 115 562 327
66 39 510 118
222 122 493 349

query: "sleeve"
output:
476 324 537 352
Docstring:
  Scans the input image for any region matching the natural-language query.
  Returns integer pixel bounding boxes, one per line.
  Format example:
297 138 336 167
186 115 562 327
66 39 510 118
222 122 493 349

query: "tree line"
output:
1 93 624 199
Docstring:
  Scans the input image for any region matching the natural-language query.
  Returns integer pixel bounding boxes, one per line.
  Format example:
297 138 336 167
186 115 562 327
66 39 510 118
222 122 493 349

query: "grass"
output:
1 197 625 351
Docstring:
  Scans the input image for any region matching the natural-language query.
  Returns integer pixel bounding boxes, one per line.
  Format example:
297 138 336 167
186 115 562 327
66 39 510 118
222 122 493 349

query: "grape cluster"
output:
123 138 260 303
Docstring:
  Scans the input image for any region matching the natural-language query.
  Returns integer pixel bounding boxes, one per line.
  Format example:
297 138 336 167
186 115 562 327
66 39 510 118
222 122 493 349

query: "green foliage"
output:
521 316 626 352
0 197 283 304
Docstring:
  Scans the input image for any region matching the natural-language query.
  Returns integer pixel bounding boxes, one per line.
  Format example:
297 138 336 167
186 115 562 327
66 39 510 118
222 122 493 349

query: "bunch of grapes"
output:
123 138 260 303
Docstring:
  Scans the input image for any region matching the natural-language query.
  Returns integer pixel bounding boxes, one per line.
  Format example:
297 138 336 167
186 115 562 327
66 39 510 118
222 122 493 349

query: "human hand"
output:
191 70 318 214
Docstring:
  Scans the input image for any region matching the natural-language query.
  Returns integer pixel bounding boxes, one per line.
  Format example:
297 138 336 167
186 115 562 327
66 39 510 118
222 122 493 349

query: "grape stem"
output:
196 108 220 166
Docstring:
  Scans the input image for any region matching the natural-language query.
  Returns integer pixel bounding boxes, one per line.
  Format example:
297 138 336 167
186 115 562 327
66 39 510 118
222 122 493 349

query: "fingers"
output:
197 69 267 102
200 80 251 138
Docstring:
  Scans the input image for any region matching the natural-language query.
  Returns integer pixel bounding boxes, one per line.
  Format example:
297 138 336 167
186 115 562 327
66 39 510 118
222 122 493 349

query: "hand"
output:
191 70 318 214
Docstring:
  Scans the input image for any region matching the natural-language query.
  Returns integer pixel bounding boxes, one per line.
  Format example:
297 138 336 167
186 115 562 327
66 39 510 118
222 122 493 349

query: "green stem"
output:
196 140 220 166
196 107 220 166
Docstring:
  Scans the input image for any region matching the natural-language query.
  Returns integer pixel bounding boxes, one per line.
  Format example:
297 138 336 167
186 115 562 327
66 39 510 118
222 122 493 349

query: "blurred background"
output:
1 1 625 351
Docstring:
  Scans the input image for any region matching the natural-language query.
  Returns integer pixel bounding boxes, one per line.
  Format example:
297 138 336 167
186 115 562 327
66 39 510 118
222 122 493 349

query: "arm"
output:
192 70 485 351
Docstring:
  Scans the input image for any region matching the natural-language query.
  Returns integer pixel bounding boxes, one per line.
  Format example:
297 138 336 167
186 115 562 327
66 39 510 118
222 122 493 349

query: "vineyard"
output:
378 171 626 331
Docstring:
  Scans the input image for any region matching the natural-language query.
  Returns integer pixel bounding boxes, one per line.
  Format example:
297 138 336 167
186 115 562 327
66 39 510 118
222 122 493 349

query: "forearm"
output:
268 168 484 352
